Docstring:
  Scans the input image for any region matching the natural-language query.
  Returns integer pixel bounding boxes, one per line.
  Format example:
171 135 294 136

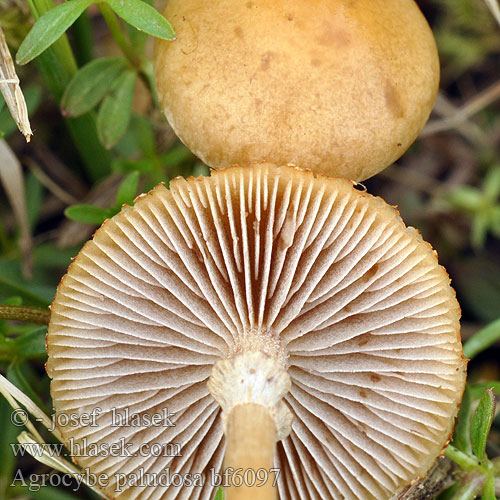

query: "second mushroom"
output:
47 163 466 500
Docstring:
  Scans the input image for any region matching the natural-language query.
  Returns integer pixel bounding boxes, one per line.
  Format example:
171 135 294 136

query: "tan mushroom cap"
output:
47 164 466 500
154 0 440 182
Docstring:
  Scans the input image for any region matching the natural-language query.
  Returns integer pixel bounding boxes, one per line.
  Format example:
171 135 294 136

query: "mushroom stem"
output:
207 351 293 498
224 403 277 500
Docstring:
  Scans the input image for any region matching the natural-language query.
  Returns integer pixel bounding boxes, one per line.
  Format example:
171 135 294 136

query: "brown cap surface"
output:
47 164 465 499
154 0 440 181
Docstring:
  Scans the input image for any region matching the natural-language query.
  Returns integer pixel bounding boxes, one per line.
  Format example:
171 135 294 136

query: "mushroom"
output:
47 163 466 500
154 0 439 182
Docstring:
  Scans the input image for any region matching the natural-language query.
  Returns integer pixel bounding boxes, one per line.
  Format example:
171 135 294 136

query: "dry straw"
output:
0 26 32 142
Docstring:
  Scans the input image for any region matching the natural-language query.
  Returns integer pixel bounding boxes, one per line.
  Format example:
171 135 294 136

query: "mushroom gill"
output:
47 163 466 500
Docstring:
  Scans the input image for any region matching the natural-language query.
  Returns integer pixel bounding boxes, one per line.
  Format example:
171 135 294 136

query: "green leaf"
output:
15 327 48 358
124 0 151 49
451 385 472 454
16 0 94 65
446 186 482 212
483 165 500 203
34 243 81 269
0 261 54 307
214 488 224 500
471 211 489 249
133 116 156 157
112 157 154 174
106 0 175 40
64 204 112 225
160 144 194 166
97 70 137 149
470 388 495 460
115 171 140 208
61 57 128 117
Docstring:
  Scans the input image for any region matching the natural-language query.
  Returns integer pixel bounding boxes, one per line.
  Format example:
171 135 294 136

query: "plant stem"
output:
72 11 94 66
98 4 141 69
463 317 500 360
25 0 38 18
27 0 78 77
446 445 480 472
97 4 156 98
24 0 111 180
0 305 50 324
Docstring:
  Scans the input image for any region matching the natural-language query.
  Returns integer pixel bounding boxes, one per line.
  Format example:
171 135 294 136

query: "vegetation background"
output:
0 0 499 499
